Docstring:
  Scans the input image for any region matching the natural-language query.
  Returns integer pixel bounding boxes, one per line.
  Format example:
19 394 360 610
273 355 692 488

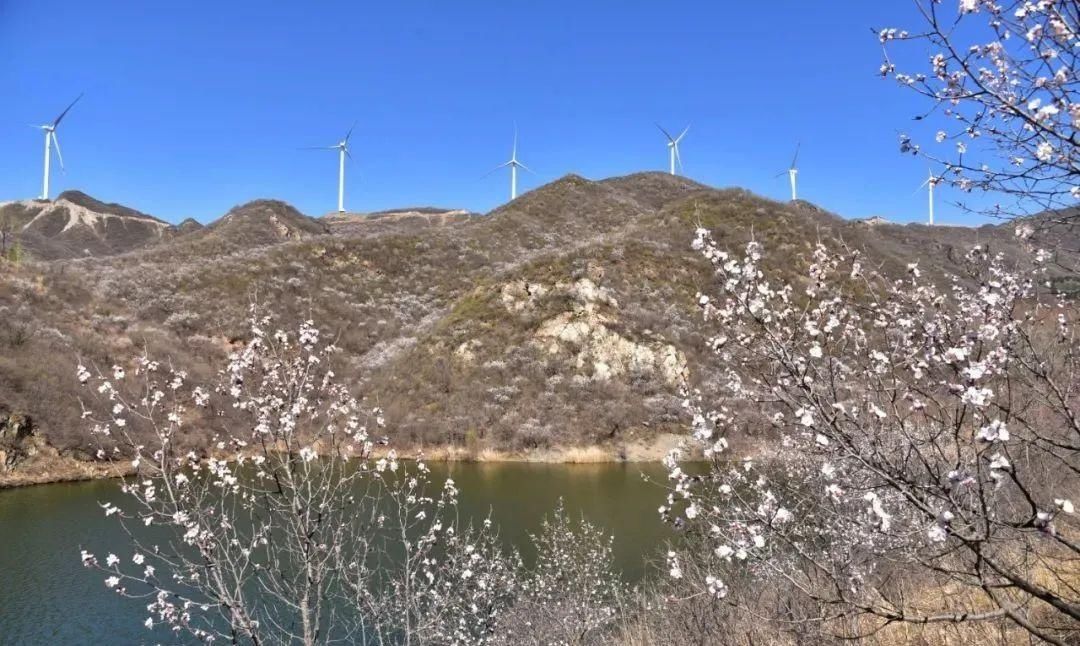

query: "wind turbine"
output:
304 124 355 212
775 143 800 201
916 168 938 225
657 124 689 175
486 126 532 201
34 93 82 200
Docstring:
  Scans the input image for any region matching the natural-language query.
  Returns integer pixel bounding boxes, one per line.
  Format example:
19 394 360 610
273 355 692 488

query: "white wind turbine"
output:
304 124 355 212
916 168 939 225
657 124 689 175
775 143 800 201
485 126 532 201
34 93 83 200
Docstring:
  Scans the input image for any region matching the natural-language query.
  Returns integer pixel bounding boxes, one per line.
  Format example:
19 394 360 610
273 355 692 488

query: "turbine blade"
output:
913 179 930 194
512 123 518 160
52 93 83 127
773 170 787 178
655 123 675 143
674 125 690 143
517 161 536 174
345 121 356 143
480 163 510 180
790 142 801 169
51 132 65 172
674 144 683 172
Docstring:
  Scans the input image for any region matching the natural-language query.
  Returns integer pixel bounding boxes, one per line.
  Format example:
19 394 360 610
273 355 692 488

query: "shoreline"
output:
0 433 689 490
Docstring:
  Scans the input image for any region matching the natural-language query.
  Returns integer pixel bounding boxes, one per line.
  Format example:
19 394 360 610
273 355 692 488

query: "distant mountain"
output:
0 192 173 260
208 199 328 242
149 199 330 259
0 172 1076 485
176 218 204 235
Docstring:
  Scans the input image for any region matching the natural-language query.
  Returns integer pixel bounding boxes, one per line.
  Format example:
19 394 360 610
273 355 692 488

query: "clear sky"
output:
0 1 978 225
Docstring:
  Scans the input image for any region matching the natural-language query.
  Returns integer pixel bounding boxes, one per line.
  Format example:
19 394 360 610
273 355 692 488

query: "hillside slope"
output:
0 173 1075 483
0 192 175 259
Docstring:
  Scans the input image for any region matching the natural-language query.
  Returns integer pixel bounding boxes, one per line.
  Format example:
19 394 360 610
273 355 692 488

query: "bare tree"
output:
877 0 1078 218
664 229 1080 643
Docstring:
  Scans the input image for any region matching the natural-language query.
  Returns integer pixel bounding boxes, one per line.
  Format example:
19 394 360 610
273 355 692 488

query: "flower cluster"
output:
878 0 1079 216
76 311 517 644
666 229 1079 630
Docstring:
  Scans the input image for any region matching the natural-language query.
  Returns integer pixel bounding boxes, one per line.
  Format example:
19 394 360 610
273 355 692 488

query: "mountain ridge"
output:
0 172 1076 486
0 194 175 259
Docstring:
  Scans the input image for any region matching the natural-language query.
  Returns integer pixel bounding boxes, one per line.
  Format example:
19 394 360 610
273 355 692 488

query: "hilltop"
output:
0 192 176 259
0 172 1075 484
323 207 479 237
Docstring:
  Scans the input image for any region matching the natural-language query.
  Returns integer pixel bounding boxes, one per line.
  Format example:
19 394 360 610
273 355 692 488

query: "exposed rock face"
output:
322 207 478 237
500 280 552 312
0 194 172 259
0 412 32 443
0 411 36 471
859 216 890 226
501 276 688 386
533 307 688 386
454 338 483 362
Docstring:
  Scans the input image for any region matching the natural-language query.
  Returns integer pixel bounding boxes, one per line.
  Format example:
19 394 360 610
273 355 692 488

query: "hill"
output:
0 172 1076 484
163 199 330 256
0 192 175 260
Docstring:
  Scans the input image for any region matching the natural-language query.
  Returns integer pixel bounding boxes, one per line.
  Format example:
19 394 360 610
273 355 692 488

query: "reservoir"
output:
0 461 673 645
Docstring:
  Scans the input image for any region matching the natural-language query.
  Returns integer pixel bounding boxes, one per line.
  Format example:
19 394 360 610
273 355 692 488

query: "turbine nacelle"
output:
917 170 940 190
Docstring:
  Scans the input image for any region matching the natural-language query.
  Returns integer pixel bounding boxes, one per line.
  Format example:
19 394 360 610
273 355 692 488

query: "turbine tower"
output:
775 143 800 201
917 168 938 225
487 126 532 201
35 93 82 200
304 124 355 213
657 124 689 175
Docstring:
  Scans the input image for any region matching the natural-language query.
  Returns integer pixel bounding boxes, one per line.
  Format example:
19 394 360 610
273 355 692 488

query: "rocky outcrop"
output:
0 411 36 470
499 276 688 386
0 194 173 259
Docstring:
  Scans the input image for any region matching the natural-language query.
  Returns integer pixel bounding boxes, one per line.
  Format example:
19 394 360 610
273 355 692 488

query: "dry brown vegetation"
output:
0 172 1077 482
607 529 1080 646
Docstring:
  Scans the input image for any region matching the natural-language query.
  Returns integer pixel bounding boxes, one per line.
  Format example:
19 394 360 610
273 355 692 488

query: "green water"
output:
0 462 672 645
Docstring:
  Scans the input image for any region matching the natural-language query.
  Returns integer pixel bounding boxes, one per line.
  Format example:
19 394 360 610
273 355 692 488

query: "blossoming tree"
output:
494 501 626 646
664 229 1079 642
878 0 1078 217
77 311 516 645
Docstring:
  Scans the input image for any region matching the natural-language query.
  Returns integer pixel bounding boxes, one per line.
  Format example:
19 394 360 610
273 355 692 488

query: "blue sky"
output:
0 1 975 225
